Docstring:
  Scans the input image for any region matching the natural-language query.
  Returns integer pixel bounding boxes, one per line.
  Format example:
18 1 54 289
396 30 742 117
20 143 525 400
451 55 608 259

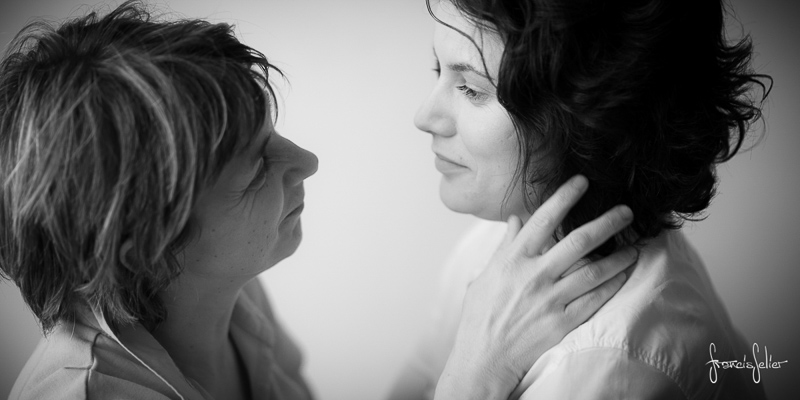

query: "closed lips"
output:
435 153 466 167
287 202 304 216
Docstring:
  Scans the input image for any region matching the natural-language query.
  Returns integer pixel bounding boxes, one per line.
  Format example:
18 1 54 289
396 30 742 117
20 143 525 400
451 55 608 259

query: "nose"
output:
285 138 318 186
414 85 454 137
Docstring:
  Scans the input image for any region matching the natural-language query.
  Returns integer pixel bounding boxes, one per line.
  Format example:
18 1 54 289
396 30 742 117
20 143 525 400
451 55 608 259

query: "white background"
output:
1 1 798 399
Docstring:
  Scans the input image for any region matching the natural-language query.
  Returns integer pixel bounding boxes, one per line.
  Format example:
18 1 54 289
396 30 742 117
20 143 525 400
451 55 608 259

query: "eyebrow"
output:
432 47 494 82
446 62 491 80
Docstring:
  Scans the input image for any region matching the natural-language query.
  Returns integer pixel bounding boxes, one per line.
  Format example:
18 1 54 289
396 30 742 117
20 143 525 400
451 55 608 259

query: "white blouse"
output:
401 220 767 399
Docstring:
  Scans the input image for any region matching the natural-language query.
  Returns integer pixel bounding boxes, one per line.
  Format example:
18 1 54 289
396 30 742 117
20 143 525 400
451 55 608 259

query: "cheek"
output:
441 113 524 219
255 175 295 236
462 115 519 182
253 182 285 232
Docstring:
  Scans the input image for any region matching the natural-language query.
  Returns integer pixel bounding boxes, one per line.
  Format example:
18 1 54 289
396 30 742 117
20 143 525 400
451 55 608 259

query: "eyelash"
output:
456 85 488 102
432 59 488 103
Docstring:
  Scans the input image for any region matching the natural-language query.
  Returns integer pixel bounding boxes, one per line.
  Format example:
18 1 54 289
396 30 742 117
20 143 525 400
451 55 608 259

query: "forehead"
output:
433 2 504 78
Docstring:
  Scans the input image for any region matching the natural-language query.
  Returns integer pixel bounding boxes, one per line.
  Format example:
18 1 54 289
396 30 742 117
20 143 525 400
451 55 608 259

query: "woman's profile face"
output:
179 116 318 280
415 1 527 221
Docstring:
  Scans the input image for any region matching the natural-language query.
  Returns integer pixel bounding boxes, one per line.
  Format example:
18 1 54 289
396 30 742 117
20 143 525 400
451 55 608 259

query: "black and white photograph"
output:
1 0 798 399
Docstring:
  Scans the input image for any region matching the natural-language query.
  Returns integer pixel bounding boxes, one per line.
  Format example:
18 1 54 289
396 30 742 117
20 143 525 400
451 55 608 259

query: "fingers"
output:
502 214 523 247
564 271 627 320
512 175 589 257
557 246 638 301
541 204 633 277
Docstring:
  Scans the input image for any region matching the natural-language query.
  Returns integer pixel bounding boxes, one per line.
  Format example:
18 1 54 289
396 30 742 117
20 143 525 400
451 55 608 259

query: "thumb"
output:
502 215 523 247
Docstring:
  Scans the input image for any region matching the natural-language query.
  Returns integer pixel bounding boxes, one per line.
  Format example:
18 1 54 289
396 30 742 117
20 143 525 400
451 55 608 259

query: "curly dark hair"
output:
0 1 280 333
429 0 771 256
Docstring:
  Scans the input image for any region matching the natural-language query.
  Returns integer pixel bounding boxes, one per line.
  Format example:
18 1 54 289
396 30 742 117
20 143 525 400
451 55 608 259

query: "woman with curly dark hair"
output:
0 1 642 399
390 0 771 399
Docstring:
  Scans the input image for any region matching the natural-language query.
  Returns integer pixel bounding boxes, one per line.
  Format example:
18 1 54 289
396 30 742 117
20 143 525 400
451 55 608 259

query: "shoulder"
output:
517 347 686 400
515 231 767 400
10 318 175 400
516 345 765 400
10 320 96 400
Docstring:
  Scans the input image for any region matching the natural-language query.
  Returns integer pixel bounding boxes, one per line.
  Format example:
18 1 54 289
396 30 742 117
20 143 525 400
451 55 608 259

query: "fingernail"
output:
618 205 633 221
572 175 588 192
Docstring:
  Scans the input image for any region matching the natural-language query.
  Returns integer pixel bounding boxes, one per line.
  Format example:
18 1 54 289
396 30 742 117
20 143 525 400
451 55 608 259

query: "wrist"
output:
434 346 519 400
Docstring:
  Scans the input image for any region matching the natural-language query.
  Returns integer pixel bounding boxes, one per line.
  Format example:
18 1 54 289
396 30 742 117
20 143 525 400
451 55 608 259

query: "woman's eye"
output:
433 60 441 77
456 84 488 103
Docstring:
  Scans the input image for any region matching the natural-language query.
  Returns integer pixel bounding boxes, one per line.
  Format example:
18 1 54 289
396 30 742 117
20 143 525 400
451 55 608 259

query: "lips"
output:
287 202 304 217
285 187 305 218
434 153 466 168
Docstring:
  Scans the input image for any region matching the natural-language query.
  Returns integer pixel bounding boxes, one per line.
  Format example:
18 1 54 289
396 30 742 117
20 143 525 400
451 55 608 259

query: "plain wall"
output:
1 1 798 399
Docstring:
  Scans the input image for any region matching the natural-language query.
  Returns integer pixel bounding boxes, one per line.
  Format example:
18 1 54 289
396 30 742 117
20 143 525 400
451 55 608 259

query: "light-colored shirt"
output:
399 220 767 400
9 279 311 400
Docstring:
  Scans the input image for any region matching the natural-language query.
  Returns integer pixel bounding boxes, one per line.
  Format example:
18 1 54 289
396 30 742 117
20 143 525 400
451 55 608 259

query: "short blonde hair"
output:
0 1 280 333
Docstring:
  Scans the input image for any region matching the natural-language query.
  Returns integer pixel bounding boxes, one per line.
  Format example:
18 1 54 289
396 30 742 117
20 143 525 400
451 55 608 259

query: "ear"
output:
119 239 134 270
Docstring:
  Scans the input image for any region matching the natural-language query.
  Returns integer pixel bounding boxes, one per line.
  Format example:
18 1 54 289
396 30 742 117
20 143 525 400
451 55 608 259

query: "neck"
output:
152 270 254 396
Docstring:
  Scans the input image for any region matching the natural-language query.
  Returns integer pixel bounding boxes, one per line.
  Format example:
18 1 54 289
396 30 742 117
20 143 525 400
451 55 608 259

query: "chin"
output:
439 182 527 222
439 187 501 221
284 224 303 253
268 222 302 262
